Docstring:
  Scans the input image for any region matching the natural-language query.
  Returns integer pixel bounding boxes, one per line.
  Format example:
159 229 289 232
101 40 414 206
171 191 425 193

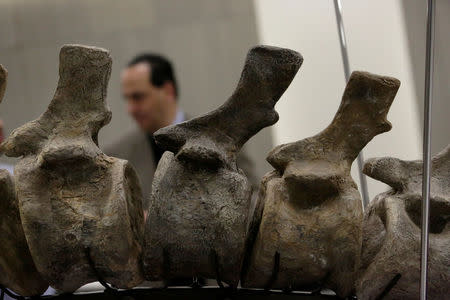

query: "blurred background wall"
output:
0 0 448 202
402 0 450 155
0 0 271 178
253 0 449 200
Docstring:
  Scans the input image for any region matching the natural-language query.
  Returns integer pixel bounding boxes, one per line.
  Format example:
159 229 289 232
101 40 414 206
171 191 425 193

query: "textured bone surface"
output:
1 45 144 292
241 71 400 297
0 65 48 296
143 46 303 287
357 145 450 300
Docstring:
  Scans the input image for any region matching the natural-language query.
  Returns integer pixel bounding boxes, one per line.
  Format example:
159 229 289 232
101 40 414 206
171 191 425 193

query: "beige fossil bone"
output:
0 64 49 296
1 45 144 292
357 145 450 300
241 71 400 298
143 45 303 287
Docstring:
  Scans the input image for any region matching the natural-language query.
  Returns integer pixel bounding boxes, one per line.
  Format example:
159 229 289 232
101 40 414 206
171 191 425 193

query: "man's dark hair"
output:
128 53 178 98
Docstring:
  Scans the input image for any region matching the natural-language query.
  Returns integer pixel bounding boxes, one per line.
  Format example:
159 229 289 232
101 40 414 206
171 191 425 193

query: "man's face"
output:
121 63 168 134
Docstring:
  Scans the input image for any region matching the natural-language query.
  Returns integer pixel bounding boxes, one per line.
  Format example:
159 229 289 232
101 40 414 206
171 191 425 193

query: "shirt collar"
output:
173 109 185 125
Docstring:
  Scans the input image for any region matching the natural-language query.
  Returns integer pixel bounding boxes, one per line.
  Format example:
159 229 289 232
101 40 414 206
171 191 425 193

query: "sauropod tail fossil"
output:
242 71 400 298
144 45 303 287
1 45 145 293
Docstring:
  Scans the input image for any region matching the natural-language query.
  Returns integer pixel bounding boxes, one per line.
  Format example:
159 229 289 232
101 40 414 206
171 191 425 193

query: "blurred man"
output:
105 54 256 210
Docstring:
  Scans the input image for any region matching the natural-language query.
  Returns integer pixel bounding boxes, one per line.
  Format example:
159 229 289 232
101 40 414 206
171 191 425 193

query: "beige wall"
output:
253 0 424 201
0 0 274 179
402 0 450 155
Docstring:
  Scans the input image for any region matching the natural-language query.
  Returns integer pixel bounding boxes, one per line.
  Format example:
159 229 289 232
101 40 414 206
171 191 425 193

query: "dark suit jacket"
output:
104 129 257 210
105 130 156 209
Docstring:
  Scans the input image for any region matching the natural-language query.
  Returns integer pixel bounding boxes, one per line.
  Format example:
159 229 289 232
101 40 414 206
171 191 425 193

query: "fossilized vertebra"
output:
1 45 144 292
357 145 450 300
0 64 48 296
241 71 400 297
143 45 303 287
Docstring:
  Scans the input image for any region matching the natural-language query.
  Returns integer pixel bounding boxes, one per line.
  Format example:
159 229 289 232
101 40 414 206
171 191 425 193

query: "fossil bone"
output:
1 45 144 292
241 71 400 298
143 45 303 287
0 64 49 296
356 145 450 300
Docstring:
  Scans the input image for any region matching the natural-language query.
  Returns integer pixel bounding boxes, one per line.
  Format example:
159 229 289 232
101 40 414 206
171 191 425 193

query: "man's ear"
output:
162 81 176 101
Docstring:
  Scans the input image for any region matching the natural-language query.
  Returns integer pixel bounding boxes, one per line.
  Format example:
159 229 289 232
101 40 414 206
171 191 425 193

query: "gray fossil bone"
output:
241 71 400 298
0 64 49 296
356 145 450 300
143 45 303 287
1 45 144 292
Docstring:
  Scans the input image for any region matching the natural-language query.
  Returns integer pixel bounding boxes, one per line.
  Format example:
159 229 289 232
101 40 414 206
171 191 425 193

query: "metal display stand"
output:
41 288 339 300
1 286 340 300
420 0 435 299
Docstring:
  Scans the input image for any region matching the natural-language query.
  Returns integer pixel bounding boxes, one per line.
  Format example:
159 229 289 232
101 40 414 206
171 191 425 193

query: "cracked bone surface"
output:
241 71 400 297
1 45 144 292
143 45 303 287
0 65 49 296
357 145 450 300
